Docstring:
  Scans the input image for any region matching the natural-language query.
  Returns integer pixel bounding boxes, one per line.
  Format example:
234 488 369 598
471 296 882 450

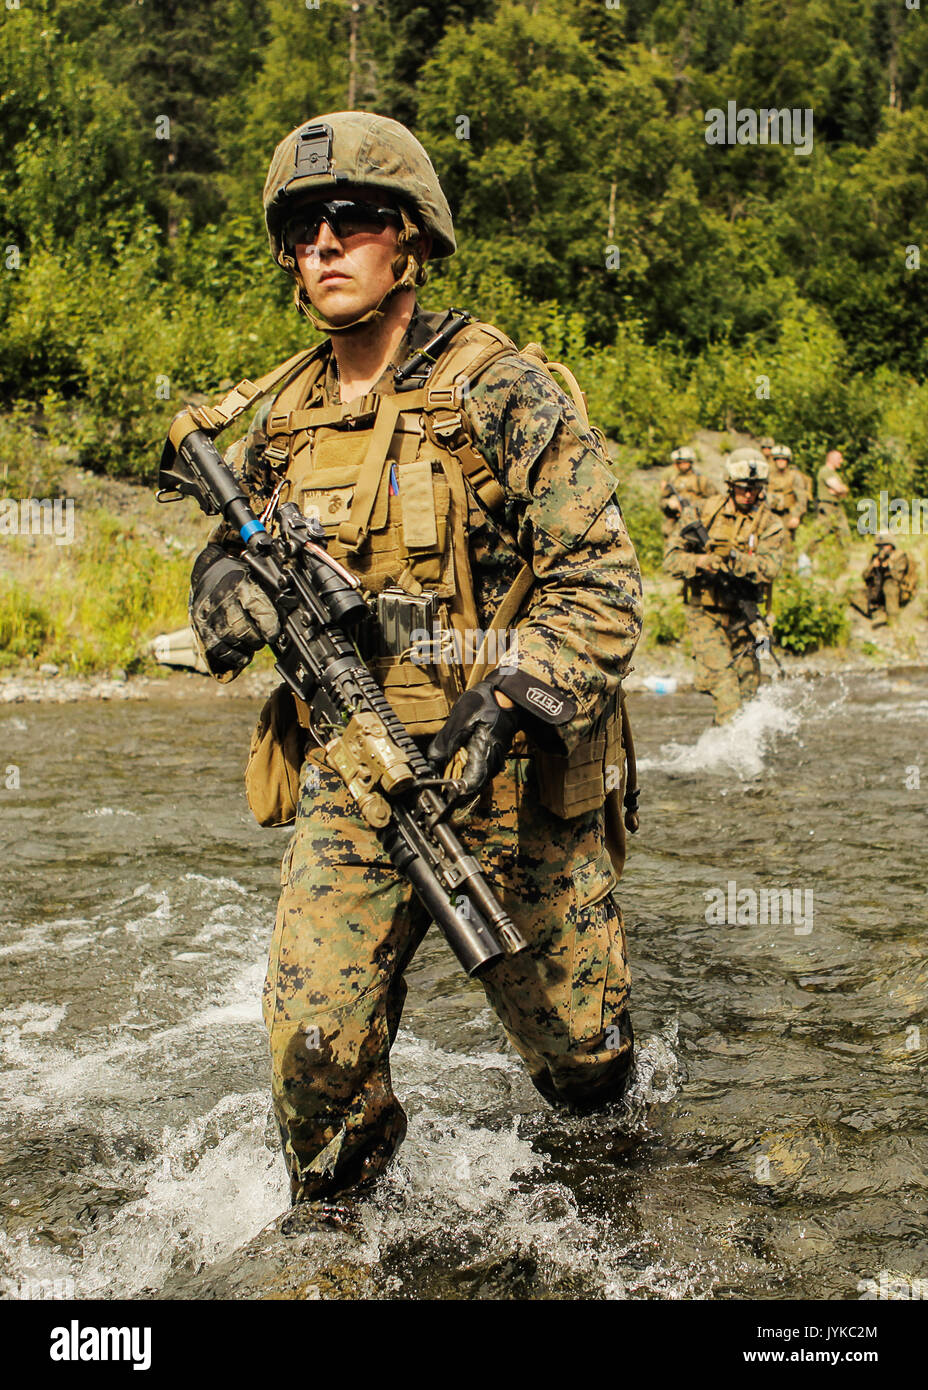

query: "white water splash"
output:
0 1091 287 1298
639 680 805 778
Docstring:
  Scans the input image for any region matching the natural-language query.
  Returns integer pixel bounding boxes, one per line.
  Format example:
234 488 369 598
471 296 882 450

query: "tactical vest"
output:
217 317 637 847
766 469 801 514
255 320 519 732
685 495 775 610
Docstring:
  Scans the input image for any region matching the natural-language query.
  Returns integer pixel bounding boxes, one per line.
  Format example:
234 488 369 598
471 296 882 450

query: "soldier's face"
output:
774 457 788 470
675 460 692 473
732 483 761 511
292 190 405 326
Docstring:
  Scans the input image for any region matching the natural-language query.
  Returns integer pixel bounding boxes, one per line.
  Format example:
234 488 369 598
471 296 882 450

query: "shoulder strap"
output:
182 345 327 438
703 494 729 528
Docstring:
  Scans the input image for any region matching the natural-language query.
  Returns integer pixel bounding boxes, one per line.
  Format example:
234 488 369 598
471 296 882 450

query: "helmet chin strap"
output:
283 207 428 335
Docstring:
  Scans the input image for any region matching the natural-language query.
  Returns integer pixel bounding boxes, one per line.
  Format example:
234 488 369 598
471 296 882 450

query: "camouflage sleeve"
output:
463 358 643 754
793 471 809 516
662 517 701 580
728 512 785 583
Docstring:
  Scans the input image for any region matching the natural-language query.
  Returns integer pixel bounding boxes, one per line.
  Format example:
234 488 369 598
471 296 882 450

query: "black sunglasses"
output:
284 200 403 246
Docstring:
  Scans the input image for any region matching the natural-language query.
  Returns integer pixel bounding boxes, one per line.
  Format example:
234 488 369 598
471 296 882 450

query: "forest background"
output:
1 0 927 669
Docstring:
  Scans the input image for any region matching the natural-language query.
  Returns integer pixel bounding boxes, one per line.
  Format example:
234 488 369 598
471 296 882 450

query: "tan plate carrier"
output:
193 318 638 877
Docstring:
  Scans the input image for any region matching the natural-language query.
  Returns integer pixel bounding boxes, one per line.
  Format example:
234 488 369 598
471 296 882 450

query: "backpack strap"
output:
521 343 589 426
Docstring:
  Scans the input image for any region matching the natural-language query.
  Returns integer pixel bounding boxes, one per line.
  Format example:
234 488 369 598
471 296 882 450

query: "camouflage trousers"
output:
685 603 760 724
262 750 633 1204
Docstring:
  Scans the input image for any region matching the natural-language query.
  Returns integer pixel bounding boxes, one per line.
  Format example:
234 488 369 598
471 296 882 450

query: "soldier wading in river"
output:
184 113 644 1209
663 449 784 725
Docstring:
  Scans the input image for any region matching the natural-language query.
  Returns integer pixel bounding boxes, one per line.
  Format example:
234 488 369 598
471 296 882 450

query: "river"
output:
1 669 926 1300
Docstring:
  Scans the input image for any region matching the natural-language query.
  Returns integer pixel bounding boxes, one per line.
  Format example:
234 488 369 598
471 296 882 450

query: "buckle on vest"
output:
266 411 291 437
426 384 462 409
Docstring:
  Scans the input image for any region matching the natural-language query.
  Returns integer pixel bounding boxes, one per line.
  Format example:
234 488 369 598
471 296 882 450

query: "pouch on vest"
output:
244 683 309 827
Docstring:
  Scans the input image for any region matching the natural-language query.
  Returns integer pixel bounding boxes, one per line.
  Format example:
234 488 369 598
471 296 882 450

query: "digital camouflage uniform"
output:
851 545 918 625
663 493 784 724
216 306 643 1202
659 465 718 540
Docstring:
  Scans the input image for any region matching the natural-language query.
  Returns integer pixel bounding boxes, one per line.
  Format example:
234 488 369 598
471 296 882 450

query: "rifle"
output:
157 416 526 978
676 506 782 669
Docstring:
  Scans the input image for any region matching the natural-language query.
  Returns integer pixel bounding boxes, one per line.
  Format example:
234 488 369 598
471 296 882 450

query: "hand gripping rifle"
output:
157 414 526 978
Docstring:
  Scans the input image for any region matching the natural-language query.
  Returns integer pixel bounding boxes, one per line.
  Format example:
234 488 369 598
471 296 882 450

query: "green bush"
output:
618 486 664 576
0 577 50 664
772 575 849 654
646 594 686 647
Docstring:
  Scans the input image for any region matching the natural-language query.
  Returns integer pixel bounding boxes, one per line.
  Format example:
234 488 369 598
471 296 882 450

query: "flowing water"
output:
1 670 926 1300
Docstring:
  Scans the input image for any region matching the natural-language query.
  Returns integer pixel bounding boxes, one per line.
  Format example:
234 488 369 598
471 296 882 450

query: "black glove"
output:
427 681 521 799
189 543 281 677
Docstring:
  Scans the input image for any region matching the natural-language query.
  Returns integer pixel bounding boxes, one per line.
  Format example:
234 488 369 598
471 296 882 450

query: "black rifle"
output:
157 417 526 978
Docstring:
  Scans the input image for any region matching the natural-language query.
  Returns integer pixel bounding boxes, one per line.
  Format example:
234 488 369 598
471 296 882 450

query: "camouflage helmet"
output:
759 436 775 450
671 445 696 464
875 533 896 548
771 443 793 461
725 447 769 484
264 112 456 268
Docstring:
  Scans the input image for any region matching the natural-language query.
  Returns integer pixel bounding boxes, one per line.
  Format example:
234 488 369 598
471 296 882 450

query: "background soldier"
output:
759 437 775 470
185 112 643 1210
663 449 784 724
815 448 851 541
765 443 808 545
851 536 919 625
659 445 718 540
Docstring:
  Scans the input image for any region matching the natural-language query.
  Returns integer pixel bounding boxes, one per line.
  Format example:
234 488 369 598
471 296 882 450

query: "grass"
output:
0 507 192 673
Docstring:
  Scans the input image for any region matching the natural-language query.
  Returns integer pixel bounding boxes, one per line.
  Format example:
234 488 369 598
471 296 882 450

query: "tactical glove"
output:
189 542 281 678
427 681 521 800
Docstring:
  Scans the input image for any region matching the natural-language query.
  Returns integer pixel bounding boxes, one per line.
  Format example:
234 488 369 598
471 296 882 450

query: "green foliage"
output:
617 485 664 576
0 577 51 665
772 575 849 654
645 595 686 647
0 0 925 505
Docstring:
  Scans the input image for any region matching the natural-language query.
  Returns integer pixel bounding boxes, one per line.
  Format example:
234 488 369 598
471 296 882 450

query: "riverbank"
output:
2 438 926 692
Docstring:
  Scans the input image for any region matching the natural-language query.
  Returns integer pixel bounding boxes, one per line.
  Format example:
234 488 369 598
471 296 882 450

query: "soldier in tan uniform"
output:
814 448 851 542
851 536 919 625
663 449 784 724
659 445 718 540
765 444 808 546
759 437 775 472
184 114 644 1209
